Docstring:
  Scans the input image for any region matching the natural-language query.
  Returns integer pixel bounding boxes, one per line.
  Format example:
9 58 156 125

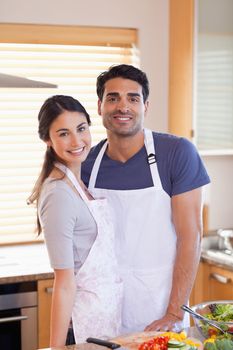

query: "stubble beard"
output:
103 114 144 138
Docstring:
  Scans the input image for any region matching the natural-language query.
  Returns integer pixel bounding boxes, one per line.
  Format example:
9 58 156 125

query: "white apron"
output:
55 163 123 344
88 129 189 334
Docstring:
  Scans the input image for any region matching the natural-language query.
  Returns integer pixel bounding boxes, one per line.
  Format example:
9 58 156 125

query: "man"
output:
81 64 210 334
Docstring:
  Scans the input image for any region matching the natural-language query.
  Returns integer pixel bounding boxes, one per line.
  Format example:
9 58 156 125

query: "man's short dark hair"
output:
96 64 149 102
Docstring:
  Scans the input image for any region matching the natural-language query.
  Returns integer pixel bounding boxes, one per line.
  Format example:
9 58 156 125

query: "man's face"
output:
98 77 149 137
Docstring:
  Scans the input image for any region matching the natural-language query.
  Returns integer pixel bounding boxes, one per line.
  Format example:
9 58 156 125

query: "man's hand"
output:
144 313 183 332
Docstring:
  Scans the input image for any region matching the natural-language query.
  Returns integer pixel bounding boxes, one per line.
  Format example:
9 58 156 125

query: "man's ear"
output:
144 100 149 116
97 99 102 116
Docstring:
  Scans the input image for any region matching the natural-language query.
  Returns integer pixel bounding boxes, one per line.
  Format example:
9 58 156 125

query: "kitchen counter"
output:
38 327 204 350
0 236 233 284
0 242 53 284
201 234 233 272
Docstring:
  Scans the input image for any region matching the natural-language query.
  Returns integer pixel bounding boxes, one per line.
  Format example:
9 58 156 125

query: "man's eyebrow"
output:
106 92 141 97
128 92 141 97
106 92 119 97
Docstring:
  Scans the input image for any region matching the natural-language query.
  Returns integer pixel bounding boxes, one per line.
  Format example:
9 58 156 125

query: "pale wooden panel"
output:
0 24 137 47
209 265 233 300
38 278 54 349
169 0 194 139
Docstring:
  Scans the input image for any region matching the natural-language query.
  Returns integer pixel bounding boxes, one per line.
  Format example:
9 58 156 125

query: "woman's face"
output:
47 110 91 171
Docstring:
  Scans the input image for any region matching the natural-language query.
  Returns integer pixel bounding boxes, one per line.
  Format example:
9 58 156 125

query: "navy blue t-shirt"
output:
81 131 210 197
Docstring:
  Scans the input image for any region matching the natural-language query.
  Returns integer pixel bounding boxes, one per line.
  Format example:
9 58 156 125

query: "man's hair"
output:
96 64 149 102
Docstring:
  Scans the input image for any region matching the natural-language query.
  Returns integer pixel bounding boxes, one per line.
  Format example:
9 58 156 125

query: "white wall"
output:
0 0 232 231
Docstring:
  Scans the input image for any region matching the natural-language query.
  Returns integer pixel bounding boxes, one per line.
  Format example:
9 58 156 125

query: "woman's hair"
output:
28 95 91 234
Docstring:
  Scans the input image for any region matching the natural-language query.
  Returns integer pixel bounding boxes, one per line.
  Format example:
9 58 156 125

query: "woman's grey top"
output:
38 178 97 272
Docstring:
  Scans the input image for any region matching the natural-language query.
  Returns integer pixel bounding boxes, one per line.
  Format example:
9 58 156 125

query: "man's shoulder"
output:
81 139 107 185
86 139 107 161
151 130 189 154
152 130 197 150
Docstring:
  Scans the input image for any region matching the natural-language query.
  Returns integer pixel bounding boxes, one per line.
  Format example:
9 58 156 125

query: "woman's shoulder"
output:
40 178 79 206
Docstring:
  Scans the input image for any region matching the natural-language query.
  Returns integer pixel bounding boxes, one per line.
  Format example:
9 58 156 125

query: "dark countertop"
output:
0 242 53 284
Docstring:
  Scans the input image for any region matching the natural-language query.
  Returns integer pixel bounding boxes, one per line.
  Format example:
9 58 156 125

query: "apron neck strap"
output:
54 162 89 204
88 129 162 189
88 141 107 191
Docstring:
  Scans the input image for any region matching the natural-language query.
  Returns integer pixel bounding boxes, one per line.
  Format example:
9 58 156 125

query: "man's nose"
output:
117 99 130 113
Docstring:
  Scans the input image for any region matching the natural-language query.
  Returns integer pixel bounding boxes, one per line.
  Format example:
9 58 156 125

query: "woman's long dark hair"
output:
28 95 91 234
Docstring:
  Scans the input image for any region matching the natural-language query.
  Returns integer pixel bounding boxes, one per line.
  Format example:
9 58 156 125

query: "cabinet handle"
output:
45 287 53 294
0 315 28 323
209 273 232 284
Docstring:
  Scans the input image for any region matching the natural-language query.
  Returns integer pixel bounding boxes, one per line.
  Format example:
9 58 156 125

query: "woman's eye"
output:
78 126 86 132
59 132 68 137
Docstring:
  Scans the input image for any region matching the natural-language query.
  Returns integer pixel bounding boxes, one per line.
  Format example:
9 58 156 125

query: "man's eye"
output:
130 97 139 103
107 97 117 102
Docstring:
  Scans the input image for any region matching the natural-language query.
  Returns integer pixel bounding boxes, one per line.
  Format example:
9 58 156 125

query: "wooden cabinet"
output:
208 265 233 300
37 278 54 349
190 261 207 306
190 261 233 306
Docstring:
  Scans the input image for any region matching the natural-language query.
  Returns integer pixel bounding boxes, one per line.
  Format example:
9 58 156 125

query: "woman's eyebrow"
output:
56 122 87 133
56 128 68 133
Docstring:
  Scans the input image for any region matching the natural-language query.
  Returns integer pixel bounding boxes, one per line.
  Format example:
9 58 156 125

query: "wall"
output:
0 0 232 230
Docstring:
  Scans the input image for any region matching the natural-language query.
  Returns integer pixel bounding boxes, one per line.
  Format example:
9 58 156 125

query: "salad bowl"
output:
190 300 233 338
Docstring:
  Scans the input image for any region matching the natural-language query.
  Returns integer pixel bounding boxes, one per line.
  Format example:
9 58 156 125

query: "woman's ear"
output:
45 140 52 147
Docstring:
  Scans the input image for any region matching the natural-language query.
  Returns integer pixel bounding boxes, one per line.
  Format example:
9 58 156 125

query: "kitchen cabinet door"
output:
37 278 54 348
191 261 233 306
208 265 233 300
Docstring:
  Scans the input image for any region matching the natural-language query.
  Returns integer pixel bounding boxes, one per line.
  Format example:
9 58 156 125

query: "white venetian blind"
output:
196 34 233 151
0 24 139 243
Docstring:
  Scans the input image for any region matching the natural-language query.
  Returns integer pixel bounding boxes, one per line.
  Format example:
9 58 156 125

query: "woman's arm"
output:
50 268 76 347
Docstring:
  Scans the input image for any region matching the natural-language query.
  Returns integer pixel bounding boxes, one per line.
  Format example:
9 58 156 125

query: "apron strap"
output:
88 140 108 191
54 162 90 204
88 130 163 190
144 128 163 189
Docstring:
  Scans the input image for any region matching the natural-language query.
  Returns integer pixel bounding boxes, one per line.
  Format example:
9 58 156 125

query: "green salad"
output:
198 303 233 338
205 303 233 322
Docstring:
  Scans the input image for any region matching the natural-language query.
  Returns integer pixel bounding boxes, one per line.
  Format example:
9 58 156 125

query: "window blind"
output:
196 34 233 151
0 27 139 243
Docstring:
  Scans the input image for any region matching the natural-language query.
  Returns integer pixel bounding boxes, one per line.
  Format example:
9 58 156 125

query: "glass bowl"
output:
191 300 233 338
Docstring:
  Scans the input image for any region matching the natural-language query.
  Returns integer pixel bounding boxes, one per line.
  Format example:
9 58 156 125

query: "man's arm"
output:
145 187 203 331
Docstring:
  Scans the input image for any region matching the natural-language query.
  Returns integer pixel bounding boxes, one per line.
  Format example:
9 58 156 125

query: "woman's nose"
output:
71 134 80 146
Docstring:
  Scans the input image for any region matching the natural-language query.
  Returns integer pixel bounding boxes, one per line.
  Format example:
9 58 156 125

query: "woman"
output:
28 95 122 347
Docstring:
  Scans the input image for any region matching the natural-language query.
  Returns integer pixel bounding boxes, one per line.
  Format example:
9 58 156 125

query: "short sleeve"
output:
39 184 77 269
170 138 210 196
